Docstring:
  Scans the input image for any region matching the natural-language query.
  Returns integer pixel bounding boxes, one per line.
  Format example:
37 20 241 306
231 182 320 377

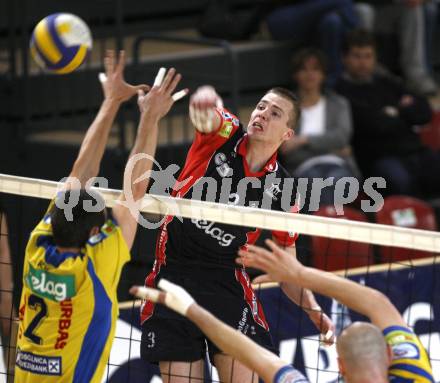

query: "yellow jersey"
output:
385 326 434 382
15 201 130 383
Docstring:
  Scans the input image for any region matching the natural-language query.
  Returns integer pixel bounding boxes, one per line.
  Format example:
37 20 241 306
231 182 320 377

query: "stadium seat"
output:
375 195 438 263
420 111 440 150
311 206 373 271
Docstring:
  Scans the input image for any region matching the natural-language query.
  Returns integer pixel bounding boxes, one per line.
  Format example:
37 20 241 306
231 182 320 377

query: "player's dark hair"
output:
51 189 106 248
342 29 376 55
291 47 328 75
266 87 301 130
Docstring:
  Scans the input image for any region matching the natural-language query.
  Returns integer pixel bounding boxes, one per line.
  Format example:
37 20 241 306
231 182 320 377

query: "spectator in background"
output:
280 48 359 212
354 0 438 96
0 203 16 377
266 0 359 83
335 30 440 197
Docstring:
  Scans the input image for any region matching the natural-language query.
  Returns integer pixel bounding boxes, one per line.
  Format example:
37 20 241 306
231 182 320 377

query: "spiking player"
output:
14 50 187 382
140 85 335 382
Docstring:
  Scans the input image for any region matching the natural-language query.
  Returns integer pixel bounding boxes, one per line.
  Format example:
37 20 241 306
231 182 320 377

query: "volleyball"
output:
30 13 92 74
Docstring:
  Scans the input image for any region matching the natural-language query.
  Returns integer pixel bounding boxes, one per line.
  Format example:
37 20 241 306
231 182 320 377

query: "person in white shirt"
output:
280 48 360 213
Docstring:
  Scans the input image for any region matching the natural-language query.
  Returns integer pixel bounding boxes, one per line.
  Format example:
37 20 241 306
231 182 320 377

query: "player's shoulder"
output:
384 326 434 381
384 326 422 348
274 365 309 383
87 219 120 247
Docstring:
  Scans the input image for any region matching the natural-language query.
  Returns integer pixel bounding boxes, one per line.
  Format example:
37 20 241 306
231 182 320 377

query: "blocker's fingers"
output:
98 72 107 83
161 67 176 91
105 50 115 75
153 67 166 87
319 330 335 347
116 50 126 72
167 72 182 94
324 330 334 341
172 89 189 102
137 89 145 99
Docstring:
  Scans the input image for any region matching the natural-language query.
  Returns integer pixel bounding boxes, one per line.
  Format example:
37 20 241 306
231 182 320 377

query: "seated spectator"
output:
335 30 440 197
354 1 437 96
280 48 360 213
265 0 359 83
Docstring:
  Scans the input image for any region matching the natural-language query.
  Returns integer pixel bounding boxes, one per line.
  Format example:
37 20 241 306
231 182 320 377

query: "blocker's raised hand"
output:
137 67 188 118
99 49 149 104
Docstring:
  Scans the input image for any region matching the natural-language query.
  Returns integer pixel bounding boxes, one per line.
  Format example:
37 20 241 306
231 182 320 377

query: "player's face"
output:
294 56 325 92
247 92 294 145
343 46 376 80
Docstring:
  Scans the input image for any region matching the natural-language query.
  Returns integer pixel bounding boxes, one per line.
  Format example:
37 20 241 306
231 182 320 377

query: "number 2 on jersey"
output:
24 294 48 344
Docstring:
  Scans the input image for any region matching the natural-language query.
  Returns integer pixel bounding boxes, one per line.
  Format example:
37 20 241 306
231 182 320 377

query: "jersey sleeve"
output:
85 219 131 293
273 365 309 383
33 199 56 232
384 326 434 382
272 205 299 247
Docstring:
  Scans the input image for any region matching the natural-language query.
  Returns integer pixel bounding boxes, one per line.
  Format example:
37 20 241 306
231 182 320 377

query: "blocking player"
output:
140 85 335 382
14 50 186 382
237 239 434 382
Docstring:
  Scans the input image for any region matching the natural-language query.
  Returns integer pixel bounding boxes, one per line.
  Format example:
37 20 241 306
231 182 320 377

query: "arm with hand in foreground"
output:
238 239 406 331
130 280 309 383
66 50 148 188
272 245 335 345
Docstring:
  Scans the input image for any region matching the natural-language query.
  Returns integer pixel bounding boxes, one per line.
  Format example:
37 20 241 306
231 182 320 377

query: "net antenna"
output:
0 173 439 252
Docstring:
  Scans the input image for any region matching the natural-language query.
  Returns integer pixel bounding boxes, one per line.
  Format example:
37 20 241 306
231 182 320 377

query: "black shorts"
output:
140 270 276 363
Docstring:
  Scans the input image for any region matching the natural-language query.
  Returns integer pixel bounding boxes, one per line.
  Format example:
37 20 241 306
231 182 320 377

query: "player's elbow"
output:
366 288 394 318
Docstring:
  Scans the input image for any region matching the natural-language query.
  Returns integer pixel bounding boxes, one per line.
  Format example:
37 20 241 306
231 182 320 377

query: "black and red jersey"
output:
141 108 298 327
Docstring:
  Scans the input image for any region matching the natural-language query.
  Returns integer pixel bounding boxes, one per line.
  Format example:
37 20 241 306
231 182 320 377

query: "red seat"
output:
311 206 373 271
375 196 438 263
420 111 440 150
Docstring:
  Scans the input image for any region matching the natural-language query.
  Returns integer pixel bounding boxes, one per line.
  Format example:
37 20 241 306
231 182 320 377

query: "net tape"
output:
0 173 439 252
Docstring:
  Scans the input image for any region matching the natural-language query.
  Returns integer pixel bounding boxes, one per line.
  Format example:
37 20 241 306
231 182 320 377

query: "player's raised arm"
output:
66 50 148 188
238 240 406 331
189 85 223 134
275 245 335 345
130 280 307 383
112 68 188 249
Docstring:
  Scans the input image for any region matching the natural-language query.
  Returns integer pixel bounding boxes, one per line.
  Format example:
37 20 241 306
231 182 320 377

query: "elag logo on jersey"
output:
191 218 235 246
26 264 76 302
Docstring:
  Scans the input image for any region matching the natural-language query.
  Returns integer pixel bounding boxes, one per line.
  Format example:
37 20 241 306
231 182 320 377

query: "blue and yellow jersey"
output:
15 200 130 383
385 326 434 382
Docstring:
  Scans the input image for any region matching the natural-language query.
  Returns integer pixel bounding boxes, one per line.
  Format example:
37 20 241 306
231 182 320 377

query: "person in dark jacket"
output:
335 30 440 197
266 0 359 82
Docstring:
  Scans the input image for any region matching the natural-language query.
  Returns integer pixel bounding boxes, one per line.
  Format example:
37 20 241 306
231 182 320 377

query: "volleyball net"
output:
0 173 439 383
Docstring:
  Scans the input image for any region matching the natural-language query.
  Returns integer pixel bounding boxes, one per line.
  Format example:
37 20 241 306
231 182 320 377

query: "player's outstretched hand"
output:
237 239 302 283
129 279 195 316
189 85 223 133
99 50 149 104
237 241 337 346
308 310 336 346
137 67 189 118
